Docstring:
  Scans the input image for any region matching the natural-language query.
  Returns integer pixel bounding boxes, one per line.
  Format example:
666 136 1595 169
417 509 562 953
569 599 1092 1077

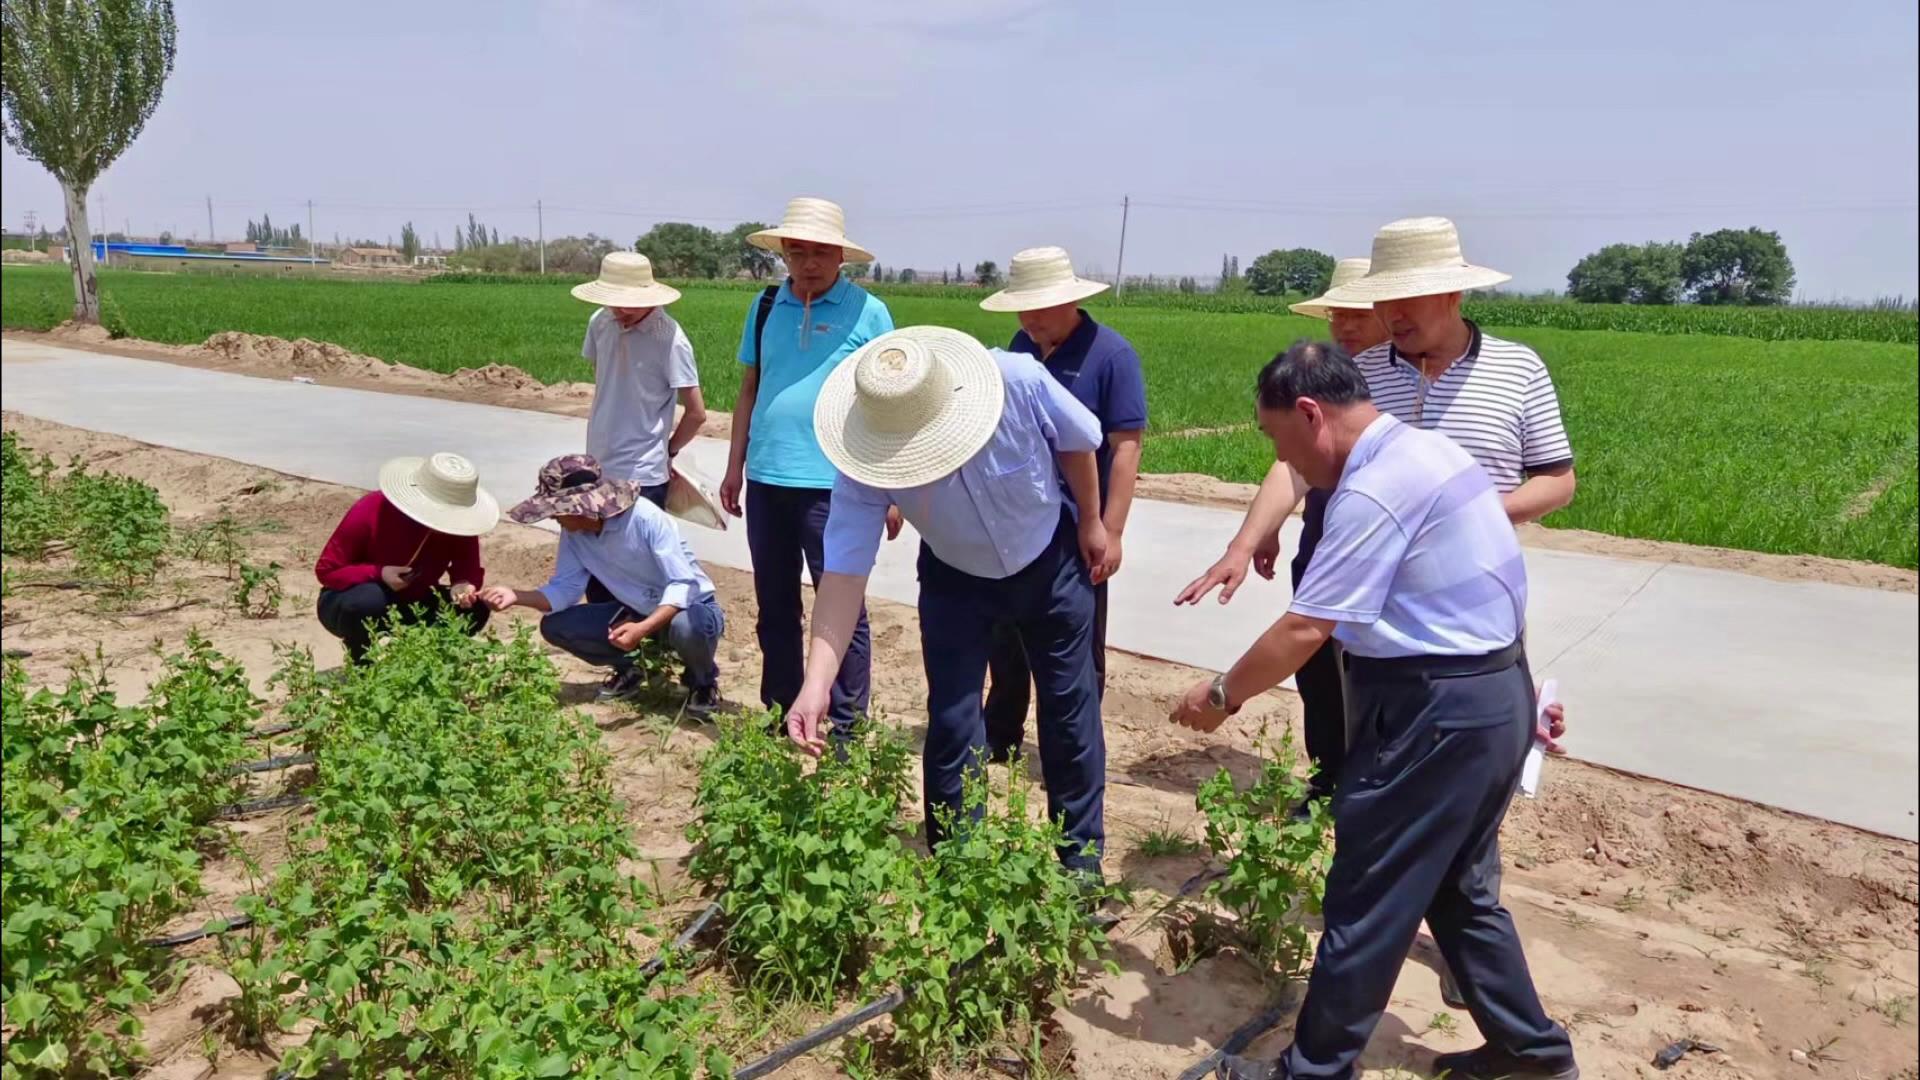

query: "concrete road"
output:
5 340 1915 839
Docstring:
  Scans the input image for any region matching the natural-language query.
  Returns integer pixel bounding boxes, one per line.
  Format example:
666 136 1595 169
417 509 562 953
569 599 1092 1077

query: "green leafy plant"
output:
687 713 911 1003
231 560 283 618
62 462 170 591
865 766 1118 1071
1 430 62 559
1195 730 1333 979
1 637 256 1076
178 510 246 578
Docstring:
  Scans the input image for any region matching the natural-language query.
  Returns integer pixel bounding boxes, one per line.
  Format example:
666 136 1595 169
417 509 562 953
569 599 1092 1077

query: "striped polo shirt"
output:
1290 415 1526 659
1351 322 1573 493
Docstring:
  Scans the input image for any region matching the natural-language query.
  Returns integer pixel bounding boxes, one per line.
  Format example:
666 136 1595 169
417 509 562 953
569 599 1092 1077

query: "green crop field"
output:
4 264 1915 567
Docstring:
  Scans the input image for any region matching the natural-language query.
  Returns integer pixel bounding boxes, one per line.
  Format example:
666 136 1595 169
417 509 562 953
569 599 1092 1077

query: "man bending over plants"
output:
315 452 499 663
477 454 725 712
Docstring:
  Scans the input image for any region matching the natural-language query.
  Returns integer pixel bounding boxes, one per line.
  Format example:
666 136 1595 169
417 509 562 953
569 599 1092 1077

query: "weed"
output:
1803 958 1835 991
1136 818 1204 858
1425 1012 1460 1036
230 560 283 618
1562 910 1596 932
1871 991 1915 1027
1614 886 1647 913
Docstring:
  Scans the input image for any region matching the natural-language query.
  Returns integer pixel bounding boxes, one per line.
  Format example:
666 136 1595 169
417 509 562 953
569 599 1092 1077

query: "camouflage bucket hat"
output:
507 454 641 525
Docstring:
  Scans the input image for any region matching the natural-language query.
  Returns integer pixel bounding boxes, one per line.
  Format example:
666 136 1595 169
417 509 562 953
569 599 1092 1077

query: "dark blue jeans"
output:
918 514 1104 872
983 580 1107 757
745 480 870 734
1279 644 1572 1079
538 595 724 690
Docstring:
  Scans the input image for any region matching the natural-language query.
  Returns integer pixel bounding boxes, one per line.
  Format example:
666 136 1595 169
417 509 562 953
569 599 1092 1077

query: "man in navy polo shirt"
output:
979 246 1148 763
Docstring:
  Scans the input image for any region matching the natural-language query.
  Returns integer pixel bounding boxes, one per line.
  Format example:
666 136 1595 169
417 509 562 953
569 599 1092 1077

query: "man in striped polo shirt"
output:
1174 342 1578 1080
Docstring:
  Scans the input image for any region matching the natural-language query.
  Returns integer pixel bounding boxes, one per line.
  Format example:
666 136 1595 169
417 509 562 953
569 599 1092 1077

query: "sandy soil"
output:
3 415 1915 1079
12 324 1913 596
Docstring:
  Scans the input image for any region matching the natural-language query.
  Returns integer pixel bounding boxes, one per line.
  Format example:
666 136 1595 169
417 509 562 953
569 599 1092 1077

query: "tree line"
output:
1565 228 1795 306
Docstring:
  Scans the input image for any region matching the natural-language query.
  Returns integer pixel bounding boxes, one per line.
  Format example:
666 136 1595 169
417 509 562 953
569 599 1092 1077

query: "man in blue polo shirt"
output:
719 197 894 735
979 246 1148 763
1174 341 1577 1080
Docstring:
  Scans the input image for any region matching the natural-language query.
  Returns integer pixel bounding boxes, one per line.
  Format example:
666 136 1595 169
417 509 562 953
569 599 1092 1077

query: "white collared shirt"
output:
582 307 698 486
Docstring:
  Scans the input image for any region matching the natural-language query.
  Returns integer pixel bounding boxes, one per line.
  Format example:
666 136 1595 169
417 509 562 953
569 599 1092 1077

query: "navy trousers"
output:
745 481 871 734
316 583 489 663
1291 487 1350 802
1279 643 1573 1079
982 580 1107 758
917 514 1105 872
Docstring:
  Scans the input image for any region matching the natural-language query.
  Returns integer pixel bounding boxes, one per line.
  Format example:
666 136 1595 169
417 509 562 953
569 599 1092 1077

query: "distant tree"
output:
845 261 871 280
1245 248 1334 297
871 263 883 282
974 260 1001 287
489 226 500 248
1566 241 1683 304
1682 227 1795 306
635 221 722 278
941 269 949 285
157 229 171 244
955 261 964 284
1229 255 1240 280
399 221 420 262
465 213 485 251
722 221 776 279
2 0 178 322
452 226 464 253
899 267 916 284
1179 275 1197 294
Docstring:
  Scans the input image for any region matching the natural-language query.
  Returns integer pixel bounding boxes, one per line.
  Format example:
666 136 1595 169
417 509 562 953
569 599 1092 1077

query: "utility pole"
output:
206 196 215 245
22 210 36 250
537 199 546 275
1113 195 1131 298
307 199 316 264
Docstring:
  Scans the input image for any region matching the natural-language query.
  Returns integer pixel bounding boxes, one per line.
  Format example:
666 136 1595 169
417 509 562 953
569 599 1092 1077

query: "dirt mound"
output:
448 364 593 400
48 319 114 345
201 331 394 379
2 249 55 264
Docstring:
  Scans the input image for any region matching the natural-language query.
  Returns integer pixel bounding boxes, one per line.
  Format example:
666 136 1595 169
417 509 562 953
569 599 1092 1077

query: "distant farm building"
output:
89 241 329 274
336 246 405 267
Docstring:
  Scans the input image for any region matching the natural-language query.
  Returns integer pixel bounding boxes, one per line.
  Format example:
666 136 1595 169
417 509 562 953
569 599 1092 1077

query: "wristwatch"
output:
1207 673 1241 715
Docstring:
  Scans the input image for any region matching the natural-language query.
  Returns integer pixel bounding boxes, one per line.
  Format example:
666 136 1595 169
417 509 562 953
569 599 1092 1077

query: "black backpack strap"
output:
752 285 779 367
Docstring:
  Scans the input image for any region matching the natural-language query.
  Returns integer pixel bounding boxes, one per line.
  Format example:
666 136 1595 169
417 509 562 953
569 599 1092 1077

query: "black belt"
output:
1343 638 1524 680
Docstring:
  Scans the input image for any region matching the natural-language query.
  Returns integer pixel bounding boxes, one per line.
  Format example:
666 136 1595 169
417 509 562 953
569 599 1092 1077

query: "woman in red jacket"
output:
315 453 500 662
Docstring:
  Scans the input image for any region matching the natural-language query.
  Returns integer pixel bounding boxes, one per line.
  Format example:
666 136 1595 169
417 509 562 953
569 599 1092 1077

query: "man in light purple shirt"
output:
785 326 1111 874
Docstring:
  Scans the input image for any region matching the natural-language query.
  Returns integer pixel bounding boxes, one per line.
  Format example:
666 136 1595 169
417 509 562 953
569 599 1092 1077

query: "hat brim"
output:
506 479 640 526
570 279 682 308
377 456 501 537
665 465 726 531
813 333 1006 490
747 228 875 267
1288 294 1375 320
978 278 1110 313
1320 265 1512 304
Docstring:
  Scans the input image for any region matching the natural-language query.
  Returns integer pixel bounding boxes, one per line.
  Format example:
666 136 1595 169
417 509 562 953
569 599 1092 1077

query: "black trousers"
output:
1292 488 1349 800
315 582 489 663
983 579 1107 756
1278 643 1574 1078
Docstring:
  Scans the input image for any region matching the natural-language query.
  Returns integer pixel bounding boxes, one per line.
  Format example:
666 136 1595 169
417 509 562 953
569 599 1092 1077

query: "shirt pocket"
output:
974 441 1053 529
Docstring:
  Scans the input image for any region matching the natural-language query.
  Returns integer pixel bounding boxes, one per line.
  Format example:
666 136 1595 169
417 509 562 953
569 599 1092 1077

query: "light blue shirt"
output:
538 499 716 614
824 349 1102 580
1289 415 1527 658
736 276 894 489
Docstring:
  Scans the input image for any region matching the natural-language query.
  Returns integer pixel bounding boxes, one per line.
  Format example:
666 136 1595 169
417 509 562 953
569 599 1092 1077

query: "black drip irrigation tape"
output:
233 752 315 774
638 901 722 980
733 988 906 1080
1172 985 1300 1080
143 913 253 949
250 721 299 738
216 793 312 819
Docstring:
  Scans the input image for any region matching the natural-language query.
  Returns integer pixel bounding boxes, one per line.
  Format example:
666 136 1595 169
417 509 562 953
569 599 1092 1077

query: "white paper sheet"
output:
1519 677 1559 798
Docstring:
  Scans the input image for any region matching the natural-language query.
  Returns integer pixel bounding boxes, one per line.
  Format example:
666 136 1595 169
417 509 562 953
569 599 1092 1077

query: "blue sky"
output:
4 0 1916 300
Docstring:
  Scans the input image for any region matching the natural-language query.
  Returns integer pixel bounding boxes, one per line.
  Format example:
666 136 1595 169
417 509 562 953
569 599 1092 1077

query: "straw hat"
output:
377 453 500 537
813 326 1005 489
1288 258 1375 319
1320 217 1511 304
979 246 1110 312
665 464 726 531
570 252 683 308
748 197 875 265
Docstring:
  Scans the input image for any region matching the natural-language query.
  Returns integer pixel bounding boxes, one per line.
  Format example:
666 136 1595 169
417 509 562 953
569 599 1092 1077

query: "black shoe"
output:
1432 1045 1580 1079
1215 1053 1282 1080
1440 969 1468 1009
985 742 1018 766
596 668 644 703
686 685 721 719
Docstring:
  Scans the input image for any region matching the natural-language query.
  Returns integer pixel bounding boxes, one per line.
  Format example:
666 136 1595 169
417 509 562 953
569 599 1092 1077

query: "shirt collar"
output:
1052 309 1100 364
1388 319 1482 375
776 274 851 308
1339 413 1404 486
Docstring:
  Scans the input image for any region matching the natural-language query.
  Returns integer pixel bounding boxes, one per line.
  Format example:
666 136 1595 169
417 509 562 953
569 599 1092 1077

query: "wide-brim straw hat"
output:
813 326 1005 490
748 197 875 265
665 464 726 531
1289 257 1375 319
570 251 682 308
377 452 500 537
979 246 1110 312
1320 217 1511 304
